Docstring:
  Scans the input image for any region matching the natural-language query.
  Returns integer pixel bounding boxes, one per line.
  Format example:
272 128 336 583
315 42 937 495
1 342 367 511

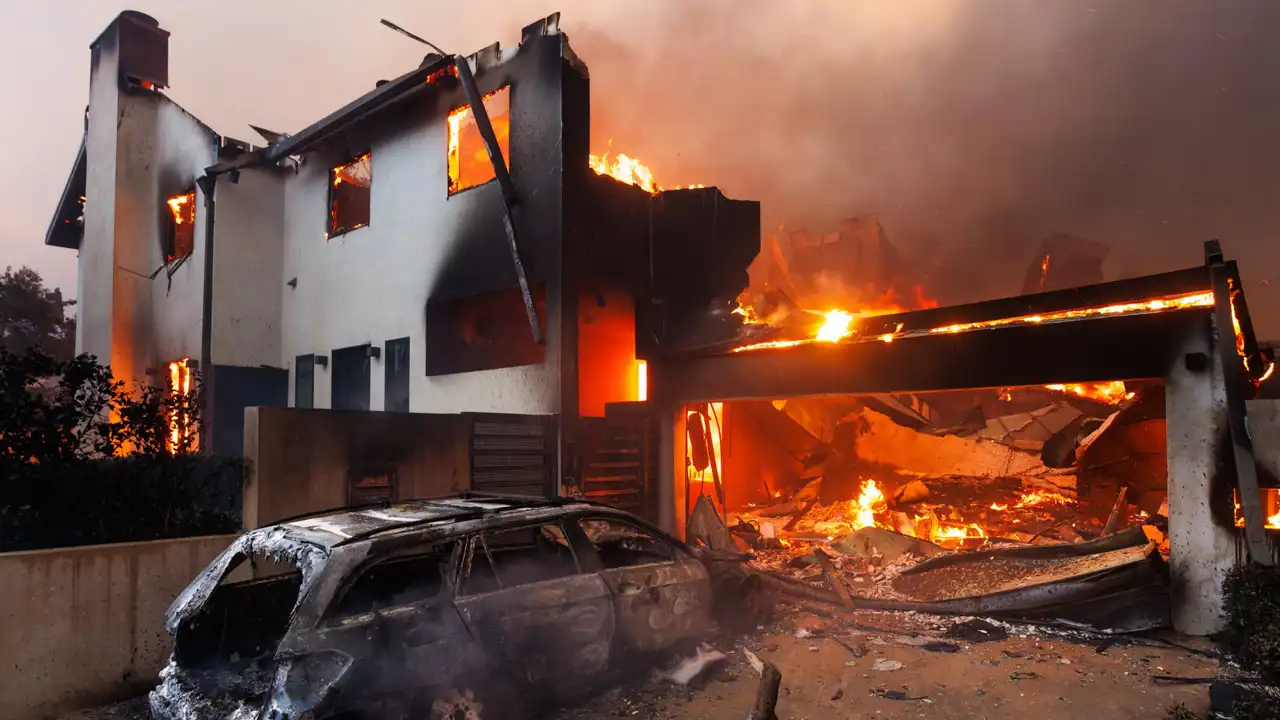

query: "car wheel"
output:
419 684 524 720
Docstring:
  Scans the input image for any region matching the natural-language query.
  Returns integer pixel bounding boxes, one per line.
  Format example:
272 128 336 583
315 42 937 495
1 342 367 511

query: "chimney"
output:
90 11 169 90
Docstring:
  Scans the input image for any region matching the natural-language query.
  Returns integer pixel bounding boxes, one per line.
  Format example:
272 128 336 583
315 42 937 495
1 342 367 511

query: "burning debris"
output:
681 371 1185 635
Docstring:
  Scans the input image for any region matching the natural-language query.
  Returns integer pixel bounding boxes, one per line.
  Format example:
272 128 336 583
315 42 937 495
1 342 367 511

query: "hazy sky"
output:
5 1 1278 336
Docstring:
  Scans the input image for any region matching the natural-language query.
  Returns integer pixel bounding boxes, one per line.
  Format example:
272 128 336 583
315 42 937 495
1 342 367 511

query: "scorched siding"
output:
279 107 560 415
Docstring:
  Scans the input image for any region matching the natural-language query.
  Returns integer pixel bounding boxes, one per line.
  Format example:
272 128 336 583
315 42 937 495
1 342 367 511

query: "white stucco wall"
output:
78 40 121 362
110 94 217 386
211 166 285 368
280 116 560 415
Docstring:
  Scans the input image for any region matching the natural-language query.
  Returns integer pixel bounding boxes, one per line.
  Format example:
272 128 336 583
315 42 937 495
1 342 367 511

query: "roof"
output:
207 12 566 177
274 494 595 548
45 135 86 249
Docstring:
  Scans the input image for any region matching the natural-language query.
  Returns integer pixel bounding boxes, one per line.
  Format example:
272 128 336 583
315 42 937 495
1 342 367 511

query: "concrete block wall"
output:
0 535 236 719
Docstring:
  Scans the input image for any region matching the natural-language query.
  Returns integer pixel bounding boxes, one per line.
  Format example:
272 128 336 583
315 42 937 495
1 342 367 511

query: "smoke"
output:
561 0 1280 335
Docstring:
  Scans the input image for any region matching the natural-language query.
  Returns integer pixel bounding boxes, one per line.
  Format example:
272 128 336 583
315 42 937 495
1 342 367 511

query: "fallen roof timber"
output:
651 307 1209 404
858 265 1211 337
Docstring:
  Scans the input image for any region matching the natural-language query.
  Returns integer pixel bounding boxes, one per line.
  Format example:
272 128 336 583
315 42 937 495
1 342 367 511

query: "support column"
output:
1166 325 1236 635
657 406 686 539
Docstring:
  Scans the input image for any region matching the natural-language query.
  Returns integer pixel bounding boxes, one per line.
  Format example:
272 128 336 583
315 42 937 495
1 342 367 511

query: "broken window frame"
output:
446 85 511 197
457 521 581 597
575 517 680 569
322 542 459 623
328 152 372 237
164 188 196 268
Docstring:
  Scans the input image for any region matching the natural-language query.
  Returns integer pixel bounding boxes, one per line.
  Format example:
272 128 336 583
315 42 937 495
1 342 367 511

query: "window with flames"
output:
330 153 371 236
447 86 510 195
166 359 197 454
165 190 196 264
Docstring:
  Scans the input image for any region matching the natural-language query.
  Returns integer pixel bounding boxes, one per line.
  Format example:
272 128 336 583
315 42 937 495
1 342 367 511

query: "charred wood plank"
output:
813 550 856 610
1102 486 1129 536
1207 241 1272 565
783 500 820 532
750 661 782 720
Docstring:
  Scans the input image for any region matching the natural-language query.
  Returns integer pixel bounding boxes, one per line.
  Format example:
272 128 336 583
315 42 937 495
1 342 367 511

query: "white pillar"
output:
1166 328 1237 635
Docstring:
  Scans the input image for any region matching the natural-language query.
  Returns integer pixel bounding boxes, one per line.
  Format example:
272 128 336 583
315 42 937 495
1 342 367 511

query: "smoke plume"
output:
560 0 1280 335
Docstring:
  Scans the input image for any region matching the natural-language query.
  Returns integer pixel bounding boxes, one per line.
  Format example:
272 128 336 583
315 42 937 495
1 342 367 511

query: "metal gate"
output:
577 414 657 522
467 414 555 497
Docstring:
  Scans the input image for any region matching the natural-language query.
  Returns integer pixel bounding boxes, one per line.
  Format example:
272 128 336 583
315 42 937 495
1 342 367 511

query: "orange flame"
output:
1044 381 1135 404
588 144 702 193
734 290 1216 353
1233 494 1280 530
166 193 192 225
166 359 196 454
816 310 856 343
1015 490 1075 508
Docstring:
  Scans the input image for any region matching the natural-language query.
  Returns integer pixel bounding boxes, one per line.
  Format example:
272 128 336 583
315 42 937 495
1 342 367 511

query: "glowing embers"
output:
733 290 1217 353
448 86 509 195
166 358 197 454
329 153 371 237
164 190 196 264
636 360 648 402
927 291 1215 335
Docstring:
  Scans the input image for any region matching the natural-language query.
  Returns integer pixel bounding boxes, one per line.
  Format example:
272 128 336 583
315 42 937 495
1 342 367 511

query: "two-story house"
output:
44 11 760 472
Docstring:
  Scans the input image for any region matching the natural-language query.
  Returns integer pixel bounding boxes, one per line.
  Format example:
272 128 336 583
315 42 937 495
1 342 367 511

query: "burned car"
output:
150 495 712 719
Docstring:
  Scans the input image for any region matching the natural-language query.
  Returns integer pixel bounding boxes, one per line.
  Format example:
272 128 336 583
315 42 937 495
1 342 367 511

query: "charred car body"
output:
150 495 713 719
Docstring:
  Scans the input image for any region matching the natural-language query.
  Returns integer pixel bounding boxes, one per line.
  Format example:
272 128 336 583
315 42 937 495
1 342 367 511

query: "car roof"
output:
273 494 607 549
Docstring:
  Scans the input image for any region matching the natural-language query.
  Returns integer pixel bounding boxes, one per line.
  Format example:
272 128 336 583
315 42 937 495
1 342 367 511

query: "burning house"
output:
42 11 756 474
41 9 1280 646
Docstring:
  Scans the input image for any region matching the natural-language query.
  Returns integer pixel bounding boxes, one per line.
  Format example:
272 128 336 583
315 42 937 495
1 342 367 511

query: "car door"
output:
310 541 483 706
452 521 615 698
573 515 713 654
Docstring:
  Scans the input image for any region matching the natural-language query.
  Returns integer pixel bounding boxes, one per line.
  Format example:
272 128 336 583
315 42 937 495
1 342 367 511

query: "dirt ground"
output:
551 609 1219 720
66 610 1219 720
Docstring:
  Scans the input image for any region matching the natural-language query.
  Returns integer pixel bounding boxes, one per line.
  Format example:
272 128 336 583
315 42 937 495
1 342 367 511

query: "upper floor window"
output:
447 86 510 195
329 153 371 236
164 190 196 264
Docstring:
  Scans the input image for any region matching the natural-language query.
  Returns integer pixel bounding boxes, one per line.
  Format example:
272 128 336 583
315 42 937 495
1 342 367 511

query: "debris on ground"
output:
661 644 728 686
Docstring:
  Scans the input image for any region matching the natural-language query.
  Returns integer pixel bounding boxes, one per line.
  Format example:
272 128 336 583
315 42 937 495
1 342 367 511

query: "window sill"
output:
327 224 369 240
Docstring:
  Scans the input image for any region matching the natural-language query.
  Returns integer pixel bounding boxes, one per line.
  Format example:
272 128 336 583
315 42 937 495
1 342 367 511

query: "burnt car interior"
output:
464 523 579 594
173 553 302 671
327 543 456 619
580 518 678 568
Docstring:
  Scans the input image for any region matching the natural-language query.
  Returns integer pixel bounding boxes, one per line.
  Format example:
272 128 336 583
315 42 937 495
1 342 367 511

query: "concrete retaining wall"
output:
0 535 236 719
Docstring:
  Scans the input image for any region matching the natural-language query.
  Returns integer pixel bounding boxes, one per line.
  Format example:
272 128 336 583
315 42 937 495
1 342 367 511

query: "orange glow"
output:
990 503 1008 511
815 310 856 343
448 87 510 195
687 402 724 489
928 291 1214 335
165 190 196 262
734 290 1215 353
1044 381 1135 404
1016 490 1075 508
636 360 648 402
1037 254 1051 291
166 359 196 454
1234 493 1280 530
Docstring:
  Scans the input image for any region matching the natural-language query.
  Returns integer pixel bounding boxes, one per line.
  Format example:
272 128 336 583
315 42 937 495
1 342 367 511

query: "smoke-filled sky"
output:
5 1 1278 336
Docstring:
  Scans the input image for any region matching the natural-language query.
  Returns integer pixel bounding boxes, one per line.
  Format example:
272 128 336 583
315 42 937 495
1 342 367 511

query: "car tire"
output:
417 682 524 720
